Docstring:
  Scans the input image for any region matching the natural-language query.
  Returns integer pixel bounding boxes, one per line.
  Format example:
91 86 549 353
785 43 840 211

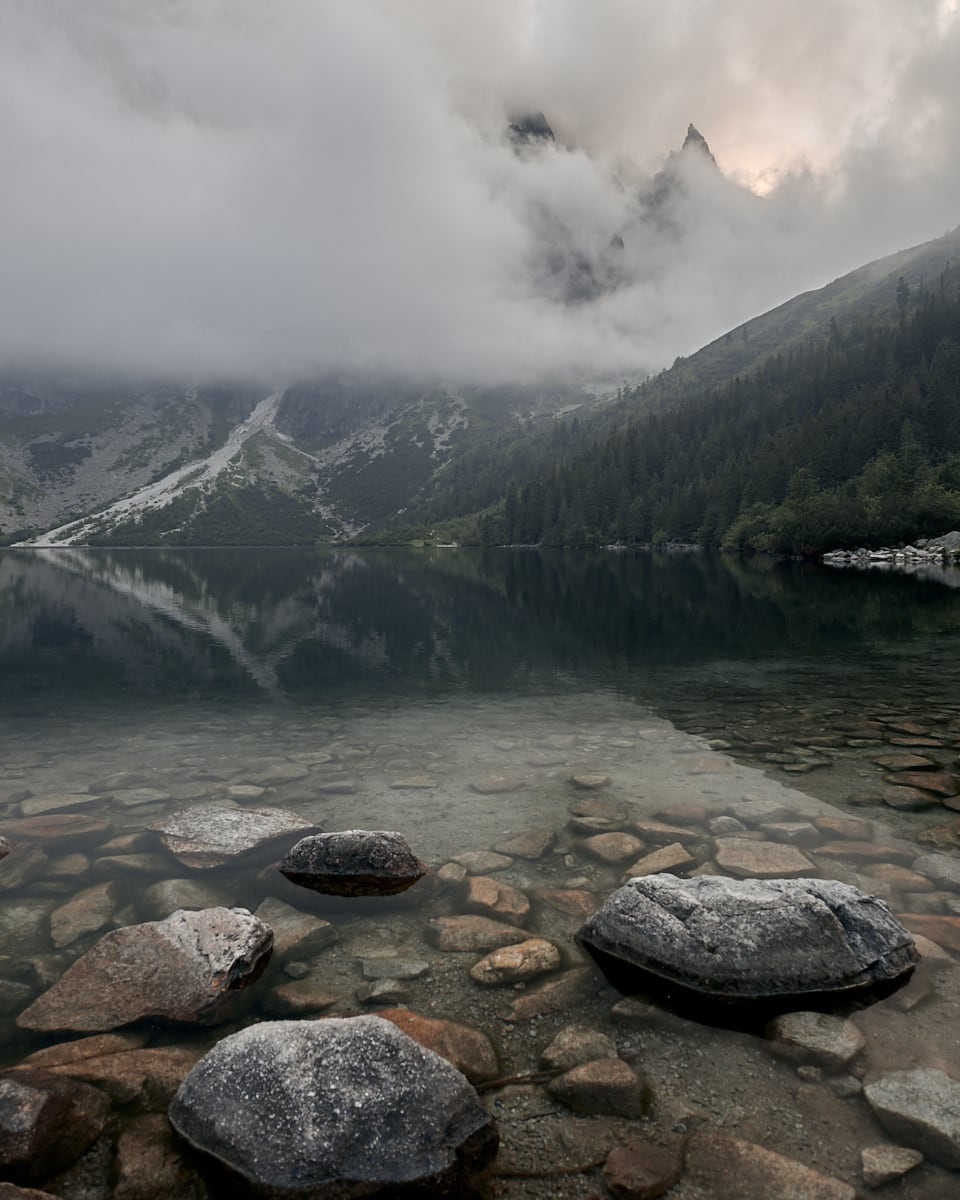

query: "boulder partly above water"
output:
576 875 918 1012
168 1016 498 1198
280 830 427 896
17 907 273 1033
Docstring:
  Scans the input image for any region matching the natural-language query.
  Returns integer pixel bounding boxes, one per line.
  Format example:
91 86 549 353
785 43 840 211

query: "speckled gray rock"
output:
280 830 427 897
864 1068 960 1167
17 907 272 1033
168 1016 498 1197
577 874 918 1003
151 805 318 870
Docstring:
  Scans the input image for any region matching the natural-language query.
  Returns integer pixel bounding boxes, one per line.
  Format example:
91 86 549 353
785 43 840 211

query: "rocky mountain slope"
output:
0 373 603 545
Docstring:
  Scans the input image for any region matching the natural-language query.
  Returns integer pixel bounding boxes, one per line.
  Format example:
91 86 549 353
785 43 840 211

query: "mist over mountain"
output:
2 1 959 384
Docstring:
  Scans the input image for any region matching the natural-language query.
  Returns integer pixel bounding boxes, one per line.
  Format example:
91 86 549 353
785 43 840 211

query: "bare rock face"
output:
168 1016 498 1198
0 1067 109 1185
577 874 918 1013
280 830 427 897
17 907 272 1033
151 804 319 869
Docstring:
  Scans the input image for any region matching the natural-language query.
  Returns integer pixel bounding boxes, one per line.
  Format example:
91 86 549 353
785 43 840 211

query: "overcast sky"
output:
2 0 958 384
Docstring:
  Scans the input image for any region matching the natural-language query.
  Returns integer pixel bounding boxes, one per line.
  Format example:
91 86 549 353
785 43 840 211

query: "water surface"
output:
3 547 960 1198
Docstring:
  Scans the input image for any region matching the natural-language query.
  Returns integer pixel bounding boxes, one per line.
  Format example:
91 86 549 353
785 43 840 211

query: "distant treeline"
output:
415 271 960 553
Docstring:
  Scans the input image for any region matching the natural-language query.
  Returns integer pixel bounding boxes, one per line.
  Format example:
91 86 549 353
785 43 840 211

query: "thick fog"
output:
1 0 958 383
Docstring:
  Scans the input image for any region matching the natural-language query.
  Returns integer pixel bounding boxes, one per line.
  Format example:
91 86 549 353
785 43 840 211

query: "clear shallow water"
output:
3 547 960 1198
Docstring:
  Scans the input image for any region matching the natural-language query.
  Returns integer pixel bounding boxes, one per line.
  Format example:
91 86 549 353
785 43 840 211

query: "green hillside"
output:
406 226 960 554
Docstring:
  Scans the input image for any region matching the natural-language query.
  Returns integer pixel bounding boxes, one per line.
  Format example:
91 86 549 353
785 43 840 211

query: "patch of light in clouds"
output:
0 0 958 384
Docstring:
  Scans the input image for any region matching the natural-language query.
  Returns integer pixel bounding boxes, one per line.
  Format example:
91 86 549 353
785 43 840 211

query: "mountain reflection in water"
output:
3 546 960 718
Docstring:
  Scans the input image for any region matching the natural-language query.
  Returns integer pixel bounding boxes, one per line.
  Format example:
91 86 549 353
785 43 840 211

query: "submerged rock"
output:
684 1129 858 1200
0 1067 109 1185
168 1016 498 1197
377 1009 499 1083
17 907 272 1033
864 1067 960 1167
577 874 918 1012
280 829 427 897
766 1011 865 1070
860 1144 923 1188
151 804 318 870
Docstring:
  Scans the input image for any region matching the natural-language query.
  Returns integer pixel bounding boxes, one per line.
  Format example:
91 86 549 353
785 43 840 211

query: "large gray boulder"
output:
280 830 427 896
168 1016 498 1197
577 874 918 1008
17 907 272 1033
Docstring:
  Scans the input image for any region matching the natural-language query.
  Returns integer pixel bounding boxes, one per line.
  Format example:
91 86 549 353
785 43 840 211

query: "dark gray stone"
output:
169 1016 498 1197
577 874 918 1006
280 830 427 897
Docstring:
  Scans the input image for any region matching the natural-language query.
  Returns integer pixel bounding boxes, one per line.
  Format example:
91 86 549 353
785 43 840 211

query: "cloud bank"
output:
1 0 958 384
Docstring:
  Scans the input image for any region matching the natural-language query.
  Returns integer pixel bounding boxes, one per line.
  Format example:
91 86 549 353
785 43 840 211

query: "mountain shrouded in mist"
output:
2 0 959 384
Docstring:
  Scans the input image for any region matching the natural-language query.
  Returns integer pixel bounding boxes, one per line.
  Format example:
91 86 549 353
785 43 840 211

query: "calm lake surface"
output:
3 546 960 1198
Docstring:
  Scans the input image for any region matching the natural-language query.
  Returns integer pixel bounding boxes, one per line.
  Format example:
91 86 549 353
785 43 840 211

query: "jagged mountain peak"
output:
681 123 718 167
507 111 556 147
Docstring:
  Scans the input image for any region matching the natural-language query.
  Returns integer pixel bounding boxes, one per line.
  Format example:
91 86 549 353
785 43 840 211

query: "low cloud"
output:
1 0 958 385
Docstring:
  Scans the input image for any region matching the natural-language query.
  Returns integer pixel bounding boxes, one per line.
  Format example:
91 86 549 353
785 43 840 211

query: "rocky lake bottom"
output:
4 674 960 1200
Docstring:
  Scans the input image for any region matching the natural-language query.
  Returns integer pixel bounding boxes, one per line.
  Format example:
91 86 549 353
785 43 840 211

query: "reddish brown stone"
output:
813 816 873 840
533 889 600 919
113 1113 209 1200
548 1058 651 1117
873 753 941 771
0 1067 109 1185
25 1046 202 1109
427 915 528 952
919 820 960 850
625 842 696 877
883 771 957 797
631 819 703 844
652 805 710 826
883 720 930 736
714 837 813 878
881 786 944 811
816 840 915 864
494 829 556 860
0 814 112 850
503 967 597 1022
684 1128 858 1199
464 875 530 925
377 1009 498 1082
900 914 960 953
469 938 560 986
861 864 934 891
581 832 645 864
603 1142 682 1200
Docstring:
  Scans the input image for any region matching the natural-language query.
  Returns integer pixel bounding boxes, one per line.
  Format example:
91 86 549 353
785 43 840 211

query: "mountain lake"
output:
2 545 960 1199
